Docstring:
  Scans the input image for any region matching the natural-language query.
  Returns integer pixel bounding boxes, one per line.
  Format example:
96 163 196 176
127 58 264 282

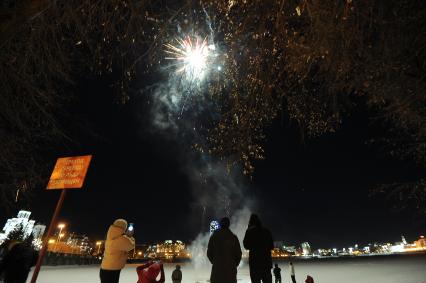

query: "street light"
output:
96 241 102 255
55 223 66 252
57 223 66 236
57 223 65 235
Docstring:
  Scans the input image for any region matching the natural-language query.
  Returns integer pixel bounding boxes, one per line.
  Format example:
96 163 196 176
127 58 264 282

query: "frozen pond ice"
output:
27 254 426 283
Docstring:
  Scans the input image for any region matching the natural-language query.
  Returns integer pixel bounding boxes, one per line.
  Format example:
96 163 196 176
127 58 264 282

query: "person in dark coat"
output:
171 265 182 283
0 240 39 283
207 217 242 283
243 214 274 283
273 264 281 283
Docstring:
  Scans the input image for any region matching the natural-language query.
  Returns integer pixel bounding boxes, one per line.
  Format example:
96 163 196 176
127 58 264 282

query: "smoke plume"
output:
143 15 255 269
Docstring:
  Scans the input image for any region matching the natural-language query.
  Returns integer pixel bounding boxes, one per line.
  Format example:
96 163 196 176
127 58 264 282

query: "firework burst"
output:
165 36 216 82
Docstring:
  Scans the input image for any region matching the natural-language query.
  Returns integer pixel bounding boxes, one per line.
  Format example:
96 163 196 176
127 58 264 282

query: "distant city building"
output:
390 243 404 253
32 224 46 240
32 224 46 249
66 233 91 254
133 244 149 259
401 235 407 245
283 245 297 254
301 242 311 256
47 232 91 254
0 210 45 245
153 240 190 259
270 242 295 257
146 244 158 258
415 236 426 249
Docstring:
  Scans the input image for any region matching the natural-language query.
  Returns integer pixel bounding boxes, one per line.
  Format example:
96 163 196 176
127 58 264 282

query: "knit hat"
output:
113 219 128 230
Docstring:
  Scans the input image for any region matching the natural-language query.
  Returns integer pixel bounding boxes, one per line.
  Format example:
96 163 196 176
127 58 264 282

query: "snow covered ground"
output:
28 254 426 283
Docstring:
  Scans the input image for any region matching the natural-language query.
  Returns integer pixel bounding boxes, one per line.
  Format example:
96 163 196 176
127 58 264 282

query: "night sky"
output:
2 77 424 250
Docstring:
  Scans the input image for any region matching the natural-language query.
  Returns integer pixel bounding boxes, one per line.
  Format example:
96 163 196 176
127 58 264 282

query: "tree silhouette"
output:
1 0 424 210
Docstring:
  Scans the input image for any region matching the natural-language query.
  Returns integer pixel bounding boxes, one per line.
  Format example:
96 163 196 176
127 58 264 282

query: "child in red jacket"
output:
136 261 165 283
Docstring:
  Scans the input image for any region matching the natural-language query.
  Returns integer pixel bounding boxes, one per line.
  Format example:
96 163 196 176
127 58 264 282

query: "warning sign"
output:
47 155 92 190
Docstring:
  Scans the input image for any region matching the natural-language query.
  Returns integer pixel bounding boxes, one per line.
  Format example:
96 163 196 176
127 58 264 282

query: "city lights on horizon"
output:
0 211 424 261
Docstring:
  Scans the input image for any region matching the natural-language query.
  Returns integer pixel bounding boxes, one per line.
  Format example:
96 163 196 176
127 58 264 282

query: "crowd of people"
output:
99 215 314 283
0 215 314 283
206 214 314 283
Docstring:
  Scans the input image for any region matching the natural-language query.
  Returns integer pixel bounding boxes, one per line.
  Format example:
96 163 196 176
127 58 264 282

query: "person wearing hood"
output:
100 219 135 283
136 261 165 283
207 217 242 283
243 214 274 283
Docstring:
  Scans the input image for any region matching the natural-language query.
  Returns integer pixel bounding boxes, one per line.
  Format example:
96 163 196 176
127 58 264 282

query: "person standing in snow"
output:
207 217 242 283
171 265 182 283
100 219 135 283
289 262 296 283
243 214 274 283
273 264 281 283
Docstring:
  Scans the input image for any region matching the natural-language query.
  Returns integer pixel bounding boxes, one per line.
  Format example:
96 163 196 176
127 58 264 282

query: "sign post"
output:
30 155 92 283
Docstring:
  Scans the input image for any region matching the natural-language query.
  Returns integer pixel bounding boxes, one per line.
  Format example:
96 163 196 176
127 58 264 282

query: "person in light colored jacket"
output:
289 262 296 283
100 219 135 283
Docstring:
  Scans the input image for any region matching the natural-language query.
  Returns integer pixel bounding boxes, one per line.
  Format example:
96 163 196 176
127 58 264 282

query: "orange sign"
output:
47 155 92 190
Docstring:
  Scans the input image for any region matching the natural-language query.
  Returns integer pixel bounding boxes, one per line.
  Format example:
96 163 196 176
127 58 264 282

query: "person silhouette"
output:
207 217 242 283
273 263 281 283
100 219 135 283
243 214 274 283
289 262 296 283
171 264 182 283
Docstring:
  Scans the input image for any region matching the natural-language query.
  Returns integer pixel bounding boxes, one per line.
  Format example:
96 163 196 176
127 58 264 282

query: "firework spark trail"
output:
164 36 215 83
164 35 217 115
159 22 248 222
202 6 215 41
152 23 253 268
